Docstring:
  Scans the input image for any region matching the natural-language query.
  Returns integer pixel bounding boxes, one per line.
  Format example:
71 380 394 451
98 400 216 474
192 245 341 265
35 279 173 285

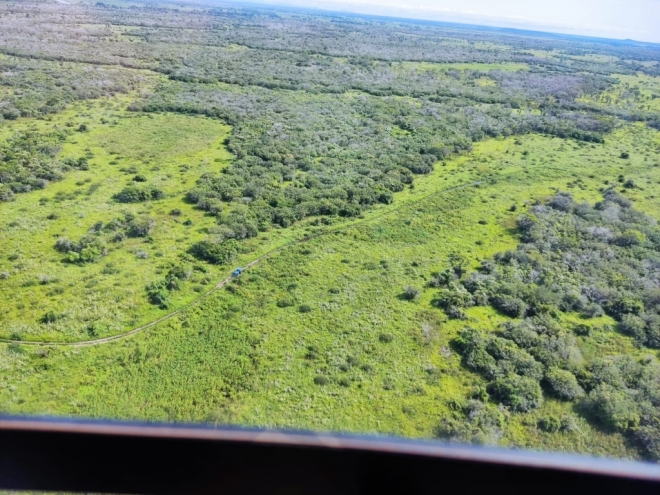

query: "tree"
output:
487 375 543 412
544 368 583 400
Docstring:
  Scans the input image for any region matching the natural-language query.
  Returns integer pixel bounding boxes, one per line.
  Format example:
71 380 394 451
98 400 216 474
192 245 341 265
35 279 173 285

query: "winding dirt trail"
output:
0 181 481 348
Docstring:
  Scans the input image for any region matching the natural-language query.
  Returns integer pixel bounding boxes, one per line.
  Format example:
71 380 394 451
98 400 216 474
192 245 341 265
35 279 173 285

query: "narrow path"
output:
0 180 481 348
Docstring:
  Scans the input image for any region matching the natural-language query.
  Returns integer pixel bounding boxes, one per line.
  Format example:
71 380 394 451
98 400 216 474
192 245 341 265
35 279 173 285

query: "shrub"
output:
619 314 647 345
635 426 660 461
584 384 640 432
544 368 583 400
40 311 63 324
298 304 312 313
446 306 468 320
491 295 528 318
606 297 644 320
190 239 239 265
487 375 543 412
54 237 75 253
127 217 155 237
538 415 562 433
547 192 574 212
113 186 165 203
403 286 421 301
434 285 474 309
276 298 294 308
313 375 329 385
146 281 170 309
613 229 646 247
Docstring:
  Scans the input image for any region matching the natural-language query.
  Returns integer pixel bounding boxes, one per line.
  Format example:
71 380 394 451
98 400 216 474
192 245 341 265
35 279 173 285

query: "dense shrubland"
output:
0 57 142 121
0 130 76 200
433 192 660 459
135 80 613 245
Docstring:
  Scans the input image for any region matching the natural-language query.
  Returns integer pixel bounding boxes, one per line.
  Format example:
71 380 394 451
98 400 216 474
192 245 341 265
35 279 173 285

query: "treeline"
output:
433 192 660 460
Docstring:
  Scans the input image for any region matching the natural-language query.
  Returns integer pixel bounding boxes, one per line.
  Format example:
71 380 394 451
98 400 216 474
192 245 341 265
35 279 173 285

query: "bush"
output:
55 236 107 264
544 368 583 400
634 426 660 461
54 236 75 253
190 239 239 265
585 384 640 432
613 229 646 247
538 415 562 433
298 304 312 313
491 295 528 318
127 217 155 237
434 285 474 309
619 314 647 345
113 186 165 203
313 375 329 385
487 375 543 412
146 281 170 309
403 286 421 301
547 192 574 212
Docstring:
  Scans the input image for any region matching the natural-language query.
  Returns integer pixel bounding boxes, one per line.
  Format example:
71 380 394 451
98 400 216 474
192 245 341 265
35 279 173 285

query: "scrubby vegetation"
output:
1 0 660 464
434 192 660 458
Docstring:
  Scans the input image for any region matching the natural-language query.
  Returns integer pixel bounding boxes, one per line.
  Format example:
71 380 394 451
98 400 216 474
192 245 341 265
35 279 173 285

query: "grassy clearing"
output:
2 120 659 459
0 97 233 341
579 74 660 112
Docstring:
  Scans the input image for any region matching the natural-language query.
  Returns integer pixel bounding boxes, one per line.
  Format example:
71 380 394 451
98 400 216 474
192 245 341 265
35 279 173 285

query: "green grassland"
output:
0 96 234 341
1 102 659 458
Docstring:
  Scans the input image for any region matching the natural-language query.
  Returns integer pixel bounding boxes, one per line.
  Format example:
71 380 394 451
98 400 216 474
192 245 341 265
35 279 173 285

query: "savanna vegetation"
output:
1 0 660 463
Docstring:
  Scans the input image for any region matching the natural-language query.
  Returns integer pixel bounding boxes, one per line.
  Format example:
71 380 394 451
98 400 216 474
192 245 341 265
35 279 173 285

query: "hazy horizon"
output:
233 0 660 43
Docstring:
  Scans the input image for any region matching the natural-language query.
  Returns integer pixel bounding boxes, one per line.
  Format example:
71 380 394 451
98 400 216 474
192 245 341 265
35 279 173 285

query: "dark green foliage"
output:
576 356 660 453
448 192 660 456
544 368 583 400
40 311 63 324
0 131 75 199
437 399 504 445
491 295 528 318
126 217 156 238
189 240 239 265
403 286 421 301
487 375 543 412
54 235 107 264
113 186 165 203
146 264 192 309
585 384 640 432
441 191 660 349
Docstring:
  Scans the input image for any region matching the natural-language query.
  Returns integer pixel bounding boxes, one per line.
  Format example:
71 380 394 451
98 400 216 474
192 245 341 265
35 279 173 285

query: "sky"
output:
252 0 660 43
